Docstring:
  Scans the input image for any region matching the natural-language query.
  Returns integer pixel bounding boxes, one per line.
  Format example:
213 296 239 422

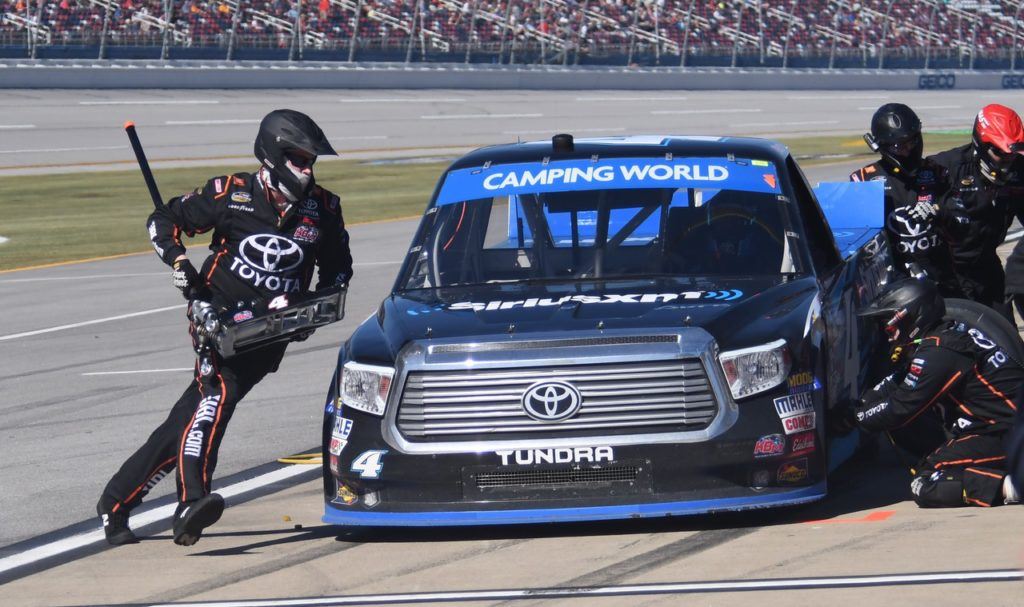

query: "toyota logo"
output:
887 207 929 238
521 381 582 422
239 234 304 273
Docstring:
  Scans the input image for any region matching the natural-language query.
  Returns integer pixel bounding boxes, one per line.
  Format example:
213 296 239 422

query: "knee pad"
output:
911 470 964 508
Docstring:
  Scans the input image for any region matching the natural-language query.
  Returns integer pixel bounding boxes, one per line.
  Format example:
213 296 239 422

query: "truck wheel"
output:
944 298 1024 363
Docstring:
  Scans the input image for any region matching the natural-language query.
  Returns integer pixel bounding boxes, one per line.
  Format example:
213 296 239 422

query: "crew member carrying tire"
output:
96 109 353 546
845 279 1022 508
851 103 965 296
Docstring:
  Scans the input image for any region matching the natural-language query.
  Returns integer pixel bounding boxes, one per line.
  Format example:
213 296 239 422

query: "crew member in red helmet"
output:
929 104 1024 320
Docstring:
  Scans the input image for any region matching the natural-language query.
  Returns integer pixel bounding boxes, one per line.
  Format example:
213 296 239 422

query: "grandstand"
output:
2 1 1024 68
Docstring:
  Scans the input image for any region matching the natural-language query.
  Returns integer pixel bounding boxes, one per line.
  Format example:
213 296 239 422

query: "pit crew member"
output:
850 103 964 296
96 109 353 545
930 104 1024 319
850 279 1022 508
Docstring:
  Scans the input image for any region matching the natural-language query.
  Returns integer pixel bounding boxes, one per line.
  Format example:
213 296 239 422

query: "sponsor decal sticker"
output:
228 203 254 212
777 458 809 484
496 446 613 466
782 411 816 435
329 437 347 456
753 434 786 458
774 392 814 418
336 482 357 505
449 290 745 312
232 176 246 186
329 454 339 475
790 431 816 456
232 310 254 323
786 372 821 394
437 156 780 205
302 198 318 211
363 491 381 508
753 470 771 487
333 416 353 439
199 359 213 377
231 191 253 203
213 178 223 194
293 225 320 243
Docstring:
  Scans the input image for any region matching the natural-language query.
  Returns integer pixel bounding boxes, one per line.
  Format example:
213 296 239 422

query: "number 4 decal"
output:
268 295 289 310
351 450 388 479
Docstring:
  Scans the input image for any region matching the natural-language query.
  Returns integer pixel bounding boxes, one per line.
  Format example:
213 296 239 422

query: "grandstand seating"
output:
2 0 1023 66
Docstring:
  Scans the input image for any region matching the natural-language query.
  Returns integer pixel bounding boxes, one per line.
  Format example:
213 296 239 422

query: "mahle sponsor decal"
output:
496 446 613 466
774 392 814 418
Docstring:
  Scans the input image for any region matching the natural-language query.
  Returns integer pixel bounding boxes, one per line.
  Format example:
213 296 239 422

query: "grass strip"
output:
0 131 971 272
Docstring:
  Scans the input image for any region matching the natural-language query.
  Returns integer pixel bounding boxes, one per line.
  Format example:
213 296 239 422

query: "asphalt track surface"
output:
1 90 1022 605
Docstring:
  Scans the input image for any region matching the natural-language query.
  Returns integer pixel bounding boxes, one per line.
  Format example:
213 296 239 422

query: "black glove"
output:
829 400 860 435
291 329 315 342
171 259 202 301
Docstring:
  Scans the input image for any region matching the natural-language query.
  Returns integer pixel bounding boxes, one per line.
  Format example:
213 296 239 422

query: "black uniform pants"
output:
911 432 1008 508
955 252 1013 321
99 341 287 514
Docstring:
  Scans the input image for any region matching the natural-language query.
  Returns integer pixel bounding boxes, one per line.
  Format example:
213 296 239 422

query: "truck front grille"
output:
474 466 640 488
396 359 716 440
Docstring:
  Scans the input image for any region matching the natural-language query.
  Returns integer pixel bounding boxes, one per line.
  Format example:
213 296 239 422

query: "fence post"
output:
679 0 694 67
99 1 113 59
161 0 173 60
781 0 797 68
464 0 477 63
499 0 513 64
1014 1 1024 70
405 0 420 64
626 4 639 65
924 1 938 69
23 0 32 58
227 0 243 60
730 1 744 68
829 0 844 70
877 0 896 69
756 0 764 64
968 1 980 70
348 0 363 62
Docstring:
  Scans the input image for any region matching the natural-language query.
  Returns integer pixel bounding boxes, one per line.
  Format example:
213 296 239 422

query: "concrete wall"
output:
1 60 1021 89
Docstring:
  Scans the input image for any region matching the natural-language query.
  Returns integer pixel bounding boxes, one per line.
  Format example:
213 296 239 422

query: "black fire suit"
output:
928 144 1022 315
850 160 963 296
99 170 352 514
855 321 1023 507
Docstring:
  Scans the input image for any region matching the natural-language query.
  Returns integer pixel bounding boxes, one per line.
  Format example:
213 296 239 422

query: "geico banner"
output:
435 156 781 205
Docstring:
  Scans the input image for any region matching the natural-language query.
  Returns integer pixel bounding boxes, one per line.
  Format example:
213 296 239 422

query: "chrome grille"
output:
474 466 640 488
397 359 716 439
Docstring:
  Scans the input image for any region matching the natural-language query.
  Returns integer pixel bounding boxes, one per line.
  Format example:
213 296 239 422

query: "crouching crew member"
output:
850 279 1021 507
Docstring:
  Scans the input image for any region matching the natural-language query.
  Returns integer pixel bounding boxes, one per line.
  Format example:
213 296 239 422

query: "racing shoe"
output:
172 493 225 546
98 507 138 546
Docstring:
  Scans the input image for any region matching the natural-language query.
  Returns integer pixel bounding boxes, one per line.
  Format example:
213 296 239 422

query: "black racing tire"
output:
943 298 1024 364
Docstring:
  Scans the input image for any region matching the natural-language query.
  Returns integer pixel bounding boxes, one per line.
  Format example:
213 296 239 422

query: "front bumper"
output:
323 482 826 526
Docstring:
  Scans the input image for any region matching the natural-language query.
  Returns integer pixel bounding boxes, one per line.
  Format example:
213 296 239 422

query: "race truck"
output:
321 134 895 526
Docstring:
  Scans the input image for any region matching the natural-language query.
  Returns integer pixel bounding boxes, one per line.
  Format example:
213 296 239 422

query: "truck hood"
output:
370 276 820 356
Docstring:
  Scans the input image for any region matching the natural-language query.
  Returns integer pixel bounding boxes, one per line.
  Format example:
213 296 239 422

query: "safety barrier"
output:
0 60 1019 90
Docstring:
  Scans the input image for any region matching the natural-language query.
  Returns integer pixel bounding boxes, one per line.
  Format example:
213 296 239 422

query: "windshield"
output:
399 155 801 291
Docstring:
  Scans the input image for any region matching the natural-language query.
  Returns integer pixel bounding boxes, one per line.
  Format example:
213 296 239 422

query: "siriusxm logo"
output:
449 290 745 312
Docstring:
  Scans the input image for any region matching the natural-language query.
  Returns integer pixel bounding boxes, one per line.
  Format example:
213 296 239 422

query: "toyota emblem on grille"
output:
521 381 582 422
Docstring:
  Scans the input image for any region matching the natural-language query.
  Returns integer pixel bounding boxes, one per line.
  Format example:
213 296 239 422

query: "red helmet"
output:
972 104 1024 185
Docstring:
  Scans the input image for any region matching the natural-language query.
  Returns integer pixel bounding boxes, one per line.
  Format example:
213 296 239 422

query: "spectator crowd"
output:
2 1 1023 60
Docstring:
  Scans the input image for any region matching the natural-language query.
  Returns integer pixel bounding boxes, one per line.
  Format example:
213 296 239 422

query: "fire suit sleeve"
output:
315 192 354 290
854 342 972 432
146 176 229 267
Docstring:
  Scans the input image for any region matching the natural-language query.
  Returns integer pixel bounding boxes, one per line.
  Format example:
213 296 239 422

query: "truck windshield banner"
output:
436 156 780 205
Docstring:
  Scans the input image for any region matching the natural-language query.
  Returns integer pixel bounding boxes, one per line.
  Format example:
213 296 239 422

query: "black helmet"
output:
859 278 945 344
254 109 336 201
864 103 924 176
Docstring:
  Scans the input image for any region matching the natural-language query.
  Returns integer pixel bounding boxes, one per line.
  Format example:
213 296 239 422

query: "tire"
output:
943 298 1024 363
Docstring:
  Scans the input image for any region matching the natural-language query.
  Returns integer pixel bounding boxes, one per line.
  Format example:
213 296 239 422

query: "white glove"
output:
908 200 938 221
